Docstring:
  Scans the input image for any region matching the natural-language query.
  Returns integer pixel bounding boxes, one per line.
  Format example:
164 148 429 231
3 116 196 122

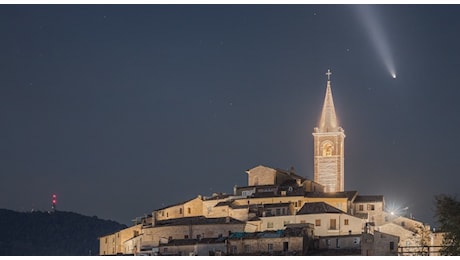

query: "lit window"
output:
315 219 321 226
344 219 349 225
367 204 375 211
359 205 364 211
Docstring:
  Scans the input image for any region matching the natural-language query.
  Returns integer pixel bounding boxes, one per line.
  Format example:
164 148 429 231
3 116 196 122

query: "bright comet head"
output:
392 73 396 79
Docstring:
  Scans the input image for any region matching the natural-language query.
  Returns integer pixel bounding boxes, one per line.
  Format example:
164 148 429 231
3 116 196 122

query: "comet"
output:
355 5 396 79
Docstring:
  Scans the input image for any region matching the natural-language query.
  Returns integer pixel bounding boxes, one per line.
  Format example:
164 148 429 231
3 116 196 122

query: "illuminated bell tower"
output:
312 69 345 192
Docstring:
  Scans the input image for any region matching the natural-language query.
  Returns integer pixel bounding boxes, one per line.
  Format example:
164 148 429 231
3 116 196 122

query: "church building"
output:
312 69 345 192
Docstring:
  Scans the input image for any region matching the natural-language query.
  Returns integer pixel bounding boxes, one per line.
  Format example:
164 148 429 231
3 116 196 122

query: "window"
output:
359 205 364 211
267 222 274 228
244 245 251 254
367 204 375 211
268 243 274 253
230 246 237 255
390 241 395 250
184 235 189 239
276 208 281 215
330 219 337 230
300 220 306 224
401 221 405 227
283 242 289 252
179 208 183 214
163 248 168 253
344 219 349 225
315 219 321 226
188 208 191 214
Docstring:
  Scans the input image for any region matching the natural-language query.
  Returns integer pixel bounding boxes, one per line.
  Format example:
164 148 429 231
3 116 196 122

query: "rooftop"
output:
297 202 345 215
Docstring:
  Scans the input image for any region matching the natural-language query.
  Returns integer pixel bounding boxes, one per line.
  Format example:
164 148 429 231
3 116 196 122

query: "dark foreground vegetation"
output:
0 209 126 255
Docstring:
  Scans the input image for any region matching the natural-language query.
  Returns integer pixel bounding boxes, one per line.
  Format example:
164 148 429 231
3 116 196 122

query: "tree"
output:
434 194 460 255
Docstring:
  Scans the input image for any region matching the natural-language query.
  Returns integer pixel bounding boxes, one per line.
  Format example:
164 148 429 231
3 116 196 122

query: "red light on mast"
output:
52 194 57 211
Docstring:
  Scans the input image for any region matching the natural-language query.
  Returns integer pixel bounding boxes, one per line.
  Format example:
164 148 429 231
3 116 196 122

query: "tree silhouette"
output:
435 194 460 256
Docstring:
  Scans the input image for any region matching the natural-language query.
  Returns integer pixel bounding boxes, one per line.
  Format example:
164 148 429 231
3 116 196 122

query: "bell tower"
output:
312 69 345 192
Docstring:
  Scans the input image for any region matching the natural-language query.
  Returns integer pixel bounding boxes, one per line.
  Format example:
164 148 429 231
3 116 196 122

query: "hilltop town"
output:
99 71 444 256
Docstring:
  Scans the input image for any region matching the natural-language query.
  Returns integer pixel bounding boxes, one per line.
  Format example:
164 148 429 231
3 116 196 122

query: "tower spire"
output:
318 69 339 132
312 69 346 193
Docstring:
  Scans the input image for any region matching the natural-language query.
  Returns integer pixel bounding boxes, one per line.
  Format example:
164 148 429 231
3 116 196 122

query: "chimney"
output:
152 211 156 227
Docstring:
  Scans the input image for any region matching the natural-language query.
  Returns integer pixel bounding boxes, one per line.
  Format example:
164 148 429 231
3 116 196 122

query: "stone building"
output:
377 215 433 255
313 69 345 192
227 224 314 255
140 216 245 249
157 237 227 256
315 234 362 255
361 230 400 256
99 70 436 256
352 195 385 225
248 202 365 237
99 224 142 255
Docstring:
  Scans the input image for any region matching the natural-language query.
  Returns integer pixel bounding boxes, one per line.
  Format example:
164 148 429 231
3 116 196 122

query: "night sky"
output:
1 5 459 227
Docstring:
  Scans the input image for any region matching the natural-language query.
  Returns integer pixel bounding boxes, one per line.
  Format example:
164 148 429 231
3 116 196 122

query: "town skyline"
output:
1 5 459 228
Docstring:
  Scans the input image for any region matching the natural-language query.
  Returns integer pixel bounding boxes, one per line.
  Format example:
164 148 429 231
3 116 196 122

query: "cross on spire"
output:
326 69 332 81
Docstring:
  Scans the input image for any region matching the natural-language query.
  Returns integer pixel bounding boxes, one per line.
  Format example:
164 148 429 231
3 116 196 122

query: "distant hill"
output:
0 208 127 255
